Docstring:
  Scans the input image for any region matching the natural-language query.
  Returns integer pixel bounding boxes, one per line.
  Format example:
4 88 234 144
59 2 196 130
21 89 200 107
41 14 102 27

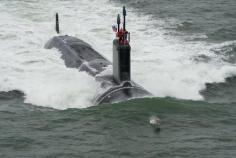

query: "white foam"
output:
0 4 99 109
0 0 235 109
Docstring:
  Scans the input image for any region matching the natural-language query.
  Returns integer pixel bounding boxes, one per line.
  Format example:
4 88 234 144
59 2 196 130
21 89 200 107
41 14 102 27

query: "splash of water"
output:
0 0 235 109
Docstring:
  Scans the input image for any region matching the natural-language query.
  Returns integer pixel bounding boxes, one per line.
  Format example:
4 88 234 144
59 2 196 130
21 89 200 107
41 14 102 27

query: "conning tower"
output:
113 6 131 84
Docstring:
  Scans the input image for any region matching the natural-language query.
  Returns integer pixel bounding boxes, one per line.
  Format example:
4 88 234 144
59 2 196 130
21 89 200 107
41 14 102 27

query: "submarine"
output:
45 7 152 105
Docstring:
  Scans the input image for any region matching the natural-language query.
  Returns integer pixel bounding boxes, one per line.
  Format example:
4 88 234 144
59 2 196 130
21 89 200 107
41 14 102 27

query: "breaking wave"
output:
0 0 235 109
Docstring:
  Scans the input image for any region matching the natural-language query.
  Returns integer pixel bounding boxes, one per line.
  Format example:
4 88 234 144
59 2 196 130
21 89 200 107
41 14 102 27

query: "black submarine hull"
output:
45 35 152 105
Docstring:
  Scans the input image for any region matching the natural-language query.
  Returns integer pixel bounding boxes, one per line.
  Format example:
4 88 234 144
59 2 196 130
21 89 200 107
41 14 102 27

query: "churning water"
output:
0 0 236 157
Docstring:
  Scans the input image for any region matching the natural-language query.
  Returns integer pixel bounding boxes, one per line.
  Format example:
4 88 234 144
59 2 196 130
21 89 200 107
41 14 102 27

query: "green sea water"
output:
0 91 236 158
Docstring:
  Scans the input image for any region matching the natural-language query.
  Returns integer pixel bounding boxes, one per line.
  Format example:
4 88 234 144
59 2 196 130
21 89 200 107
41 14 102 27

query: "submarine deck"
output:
45 35 152 105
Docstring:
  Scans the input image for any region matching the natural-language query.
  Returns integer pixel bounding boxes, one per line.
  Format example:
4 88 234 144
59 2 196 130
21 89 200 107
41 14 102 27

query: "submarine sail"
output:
45 7 152 105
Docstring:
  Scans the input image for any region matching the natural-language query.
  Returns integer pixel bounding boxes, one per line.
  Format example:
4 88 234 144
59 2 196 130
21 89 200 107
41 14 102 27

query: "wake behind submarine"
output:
45 7 152 105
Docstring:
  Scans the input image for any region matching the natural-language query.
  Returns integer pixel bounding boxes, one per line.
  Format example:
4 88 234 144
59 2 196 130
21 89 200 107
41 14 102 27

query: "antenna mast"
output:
55 13 60 34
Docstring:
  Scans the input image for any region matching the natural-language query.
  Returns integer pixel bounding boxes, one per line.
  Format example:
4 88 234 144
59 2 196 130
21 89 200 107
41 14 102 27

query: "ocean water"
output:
0 0 236 157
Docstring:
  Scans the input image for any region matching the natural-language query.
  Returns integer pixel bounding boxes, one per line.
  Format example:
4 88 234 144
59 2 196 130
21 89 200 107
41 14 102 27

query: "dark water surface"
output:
113 0 236 42
0 91 236 158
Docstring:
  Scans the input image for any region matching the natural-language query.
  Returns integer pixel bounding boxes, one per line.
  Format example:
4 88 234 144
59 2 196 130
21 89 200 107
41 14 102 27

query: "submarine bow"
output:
45 8 152 105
